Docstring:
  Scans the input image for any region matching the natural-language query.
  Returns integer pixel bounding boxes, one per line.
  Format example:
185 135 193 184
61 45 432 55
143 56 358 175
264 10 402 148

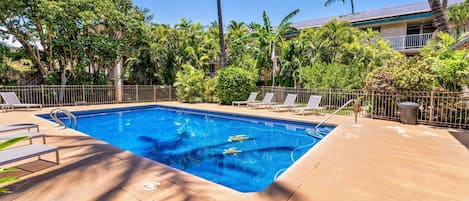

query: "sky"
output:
132 0 426 26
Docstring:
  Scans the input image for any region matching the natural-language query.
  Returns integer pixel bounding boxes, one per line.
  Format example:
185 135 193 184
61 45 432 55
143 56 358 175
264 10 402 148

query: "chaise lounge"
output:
247 93 275 108
0 123 40 133
270 94 297 112
292 95 324 115
0 123 45 144
0 144 59 166
232 92 259 108
0 92 42 112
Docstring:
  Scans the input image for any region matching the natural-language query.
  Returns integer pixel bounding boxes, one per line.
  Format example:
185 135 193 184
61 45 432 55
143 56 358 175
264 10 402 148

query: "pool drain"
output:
143 181 160 191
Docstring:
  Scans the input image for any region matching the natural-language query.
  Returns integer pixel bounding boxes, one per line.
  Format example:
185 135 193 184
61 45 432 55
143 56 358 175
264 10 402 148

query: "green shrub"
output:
215 66 256 104
203 77 217 103
173 64 205 103
364 57 434 91
299 62 363 89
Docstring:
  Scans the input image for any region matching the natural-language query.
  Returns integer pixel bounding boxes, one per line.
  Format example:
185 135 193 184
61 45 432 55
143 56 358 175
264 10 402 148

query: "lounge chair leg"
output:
56 150 60 164
29 138 32 144
43 136 46 144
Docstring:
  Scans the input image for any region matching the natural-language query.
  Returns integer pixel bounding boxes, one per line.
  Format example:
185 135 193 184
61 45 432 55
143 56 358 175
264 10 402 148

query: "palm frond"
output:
0 136 29 150
234 32 261 44
262 11 272 34
277 9 300 29
324 0 345 7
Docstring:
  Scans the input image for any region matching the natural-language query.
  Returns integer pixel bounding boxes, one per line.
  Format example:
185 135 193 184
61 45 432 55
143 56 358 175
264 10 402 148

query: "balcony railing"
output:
383 33 433 50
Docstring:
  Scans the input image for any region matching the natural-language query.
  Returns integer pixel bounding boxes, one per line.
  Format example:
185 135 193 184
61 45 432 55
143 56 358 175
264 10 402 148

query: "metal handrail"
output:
49 108 77 129
50 108 65 127
309 99 356 138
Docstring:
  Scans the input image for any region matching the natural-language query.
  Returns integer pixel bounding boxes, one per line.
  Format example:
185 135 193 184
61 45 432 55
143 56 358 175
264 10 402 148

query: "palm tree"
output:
324 0 355 14
447 1 469 34
237 9 299 86
216 0 227 67
427 0 449 32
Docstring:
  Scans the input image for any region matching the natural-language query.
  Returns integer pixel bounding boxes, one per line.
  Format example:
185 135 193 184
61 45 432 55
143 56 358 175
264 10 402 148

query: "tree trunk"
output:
217 0 227 67
428 0 449 33
59 71 67 106
442 0 448 8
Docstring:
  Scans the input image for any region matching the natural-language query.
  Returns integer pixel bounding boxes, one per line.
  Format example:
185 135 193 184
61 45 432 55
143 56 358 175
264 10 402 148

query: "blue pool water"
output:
38 105 334 192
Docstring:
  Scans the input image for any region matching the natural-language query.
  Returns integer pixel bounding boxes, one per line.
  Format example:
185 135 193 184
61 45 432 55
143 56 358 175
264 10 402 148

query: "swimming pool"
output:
38 105 334 192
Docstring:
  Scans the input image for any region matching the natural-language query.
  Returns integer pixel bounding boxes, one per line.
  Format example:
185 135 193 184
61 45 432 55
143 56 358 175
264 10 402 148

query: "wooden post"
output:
135 85 139 102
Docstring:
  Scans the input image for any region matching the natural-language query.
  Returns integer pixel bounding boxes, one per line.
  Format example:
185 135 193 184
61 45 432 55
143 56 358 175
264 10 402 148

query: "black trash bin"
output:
398 102 419 125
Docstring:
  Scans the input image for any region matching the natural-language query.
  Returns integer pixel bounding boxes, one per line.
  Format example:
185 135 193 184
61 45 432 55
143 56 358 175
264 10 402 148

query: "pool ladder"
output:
50 108 77 129
308 99 356 139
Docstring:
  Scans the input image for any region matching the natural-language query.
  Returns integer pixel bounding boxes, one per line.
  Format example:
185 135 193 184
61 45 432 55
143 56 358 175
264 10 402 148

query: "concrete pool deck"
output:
0 102 468 201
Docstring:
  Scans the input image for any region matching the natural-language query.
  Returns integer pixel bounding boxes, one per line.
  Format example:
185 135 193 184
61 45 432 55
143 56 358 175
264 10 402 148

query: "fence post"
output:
328 89 332 108
153 85 157 102
82 85 85 101
41 85 45 106
135 85 139 103
429 90 435 123
168 85 172 101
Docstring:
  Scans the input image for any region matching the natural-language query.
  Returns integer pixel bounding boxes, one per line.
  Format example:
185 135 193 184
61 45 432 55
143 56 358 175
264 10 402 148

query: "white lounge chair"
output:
0 144 59 166
292 95 324 115
0 92 42 111
270 94 297 112
1 104 10 112
0 123 39 133
0 132 46 144
247 93 275 108
232 92 259 108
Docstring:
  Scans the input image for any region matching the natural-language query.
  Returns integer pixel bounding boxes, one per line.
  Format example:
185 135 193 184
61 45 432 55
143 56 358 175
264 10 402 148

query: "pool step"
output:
306 128 324 139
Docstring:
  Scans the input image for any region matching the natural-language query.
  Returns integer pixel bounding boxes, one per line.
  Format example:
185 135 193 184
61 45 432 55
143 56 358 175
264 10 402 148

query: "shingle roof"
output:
292 0 464 29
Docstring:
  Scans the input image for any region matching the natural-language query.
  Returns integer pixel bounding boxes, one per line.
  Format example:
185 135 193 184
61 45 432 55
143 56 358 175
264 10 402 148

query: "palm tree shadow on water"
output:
137 134 295 178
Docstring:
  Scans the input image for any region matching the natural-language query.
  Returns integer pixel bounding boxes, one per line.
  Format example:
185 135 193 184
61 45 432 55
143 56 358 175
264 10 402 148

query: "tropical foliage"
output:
290 19 399 89
235 9 299 85
215 66 256 104
365 57 435 91
447 0 469 35
0 0 148 86
203 77 218 103
366 32 468 92
173 64 205 103
420 32 469 91
324 0 355 14
1 1 467 96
